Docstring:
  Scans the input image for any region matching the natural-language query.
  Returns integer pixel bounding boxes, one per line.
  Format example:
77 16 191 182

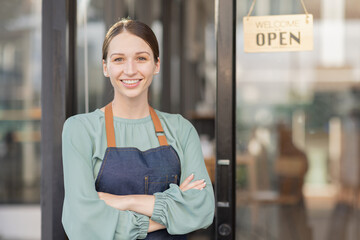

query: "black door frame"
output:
215 0 237 239
41 0 76 238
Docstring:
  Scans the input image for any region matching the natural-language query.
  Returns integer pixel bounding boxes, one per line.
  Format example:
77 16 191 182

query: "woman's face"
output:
103 32 160 101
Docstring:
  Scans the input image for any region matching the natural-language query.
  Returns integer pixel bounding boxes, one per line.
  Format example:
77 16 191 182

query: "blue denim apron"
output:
95 103 186 240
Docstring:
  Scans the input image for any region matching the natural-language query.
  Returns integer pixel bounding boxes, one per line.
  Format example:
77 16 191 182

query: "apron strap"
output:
104 103 169 147
149 107 169 146
105 103 116 148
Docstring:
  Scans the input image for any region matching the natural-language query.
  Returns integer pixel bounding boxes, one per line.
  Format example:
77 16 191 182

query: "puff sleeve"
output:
62 117 149 240
150 122 215 234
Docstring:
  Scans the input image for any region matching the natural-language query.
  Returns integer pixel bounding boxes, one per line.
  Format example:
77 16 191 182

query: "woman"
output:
62 19 214 239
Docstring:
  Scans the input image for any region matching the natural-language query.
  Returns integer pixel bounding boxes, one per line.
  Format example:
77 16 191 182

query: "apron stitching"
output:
174 174 178 184
145 176 149 194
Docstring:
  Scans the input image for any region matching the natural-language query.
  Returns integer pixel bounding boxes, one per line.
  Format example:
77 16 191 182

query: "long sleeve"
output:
62 117 149 240
150 122 215 234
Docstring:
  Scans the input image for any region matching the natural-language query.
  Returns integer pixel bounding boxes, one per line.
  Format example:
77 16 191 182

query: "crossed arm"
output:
97 173 206 233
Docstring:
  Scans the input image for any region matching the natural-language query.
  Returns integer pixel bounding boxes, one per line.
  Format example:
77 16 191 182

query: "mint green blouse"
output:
61 109 215 240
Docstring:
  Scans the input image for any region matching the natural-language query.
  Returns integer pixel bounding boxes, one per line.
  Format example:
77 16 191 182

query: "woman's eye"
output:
114 57 124 62
138 57 147 61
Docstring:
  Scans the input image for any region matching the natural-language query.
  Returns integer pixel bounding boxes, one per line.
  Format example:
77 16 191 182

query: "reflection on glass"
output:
236 0 360 239
76 0 165 113
0 0 41 204
76 0 106 113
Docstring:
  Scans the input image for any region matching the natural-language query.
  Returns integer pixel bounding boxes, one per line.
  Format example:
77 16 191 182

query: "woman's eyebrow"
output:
135 51 150 55
110 52 150 57
110 53 124 57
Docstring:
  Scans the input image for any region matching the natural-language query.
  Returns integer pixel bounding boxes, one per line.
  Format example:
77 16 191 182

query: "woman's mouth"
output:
120 79 142 88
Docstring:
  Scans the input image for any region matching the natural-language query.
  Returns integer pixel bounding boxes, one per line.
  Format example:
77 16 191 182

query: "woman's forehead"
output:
108 32 153 55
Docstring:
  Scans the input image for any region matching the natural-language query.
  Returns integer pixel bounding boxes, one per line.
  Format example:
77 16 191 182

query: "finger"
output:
182 182 205 191
183 180 206 191
187 179 204 188
191 181 207 190
179 173 194 190
182 179 206 192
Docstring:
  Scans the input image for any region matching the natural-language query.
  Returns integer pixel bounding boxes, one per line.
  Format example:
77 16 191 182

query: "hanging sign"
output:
243 0 313 53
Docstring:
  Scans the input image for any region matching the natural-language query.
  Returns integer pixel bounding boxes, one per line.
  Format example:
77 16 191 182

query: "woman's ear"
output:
103 60 109 77
154 57 160 75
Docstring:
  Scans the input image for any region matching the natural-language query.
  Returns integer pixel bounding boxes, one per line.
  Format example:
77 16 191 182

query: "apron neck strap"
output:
105 103 116 148
149 106 169 146
104 103 169 147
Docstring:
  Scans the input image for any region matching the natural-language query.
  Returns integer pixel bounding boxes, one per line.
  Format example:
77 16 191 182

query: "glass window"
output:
76 0 106 113
76 0 164 113
0 0 41 239
0 0 41 205
236 0 360 239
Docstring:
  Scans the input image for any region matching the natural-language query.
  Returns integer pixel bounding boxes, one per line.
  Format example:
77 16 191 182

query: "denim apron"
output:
95 103 186 240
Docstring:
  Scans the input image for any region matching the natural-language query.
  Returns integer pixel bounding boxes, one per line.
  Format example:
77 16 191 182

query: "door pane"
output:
75 1 216 239
0 0 41 239
76 0 164 113
76 0 106 113
0 0 41 204
236 0 360 239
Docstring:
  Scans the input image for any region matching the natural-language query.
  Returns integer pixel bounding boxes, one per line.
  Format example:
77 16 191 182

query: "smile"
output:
120 79 142 88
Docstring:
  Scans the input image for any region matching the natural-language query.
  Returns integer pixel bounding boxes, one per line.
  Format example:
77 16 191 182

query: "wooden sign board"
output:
243 14 313 53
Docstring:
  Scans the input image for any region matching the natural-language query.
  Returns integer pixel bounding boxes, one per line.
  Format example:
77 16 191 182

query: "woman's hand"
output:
179 174 206 192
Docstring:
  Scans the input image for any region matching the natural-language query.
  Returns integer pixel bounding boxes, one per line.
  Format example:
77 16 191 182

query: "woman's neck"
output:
111 94 150 119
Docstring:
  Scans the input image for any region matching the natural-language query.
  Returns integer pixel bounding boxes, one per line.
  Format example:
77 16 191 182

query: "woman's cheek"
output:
138 65 156 75
108 66 123 77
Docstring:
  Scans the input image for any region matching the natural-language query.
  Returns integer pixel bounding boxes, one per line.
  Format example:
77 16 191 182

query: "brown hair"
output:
102 19 159 63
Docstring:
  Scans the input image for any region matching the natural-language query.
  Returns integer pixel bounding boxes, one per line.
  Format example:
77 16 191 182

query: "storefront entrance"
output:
20 0 360 239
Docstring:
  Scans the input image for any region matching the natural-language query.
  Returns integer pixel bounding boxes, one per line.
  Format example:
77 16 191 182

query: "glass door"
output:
235 0 360 239
0 0 42 239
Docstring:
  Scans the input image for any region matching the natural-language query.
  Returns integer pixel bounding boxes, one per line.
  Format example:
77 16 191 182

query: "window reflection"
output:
76 0 165 113
76 0 106 113
0 0 41 204
236 0 360 239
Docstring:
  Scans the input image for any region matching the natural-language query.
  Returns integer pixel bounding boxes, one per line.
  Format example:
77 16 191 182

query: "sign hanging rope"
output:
246 0 309 18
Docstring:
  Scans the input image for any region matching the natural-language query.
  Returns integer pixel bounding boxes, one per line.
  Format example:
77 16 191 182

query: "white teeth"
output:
122 79 140 84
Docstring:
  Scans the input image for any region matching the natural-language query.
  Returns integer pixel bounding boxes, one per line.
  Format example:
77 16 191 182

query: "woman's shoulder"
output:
63 109 103 135
155 110 201 149
155 110 193 128
154 110 197 142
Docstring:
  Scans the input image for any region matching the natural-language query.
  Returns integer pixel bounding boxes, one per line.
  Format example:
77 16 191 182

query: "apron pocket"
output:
145 174 178 195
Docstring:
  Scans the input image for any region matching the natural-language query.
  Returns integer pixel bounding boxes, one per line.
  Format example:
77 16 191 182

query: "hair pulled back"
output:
102 19 159 63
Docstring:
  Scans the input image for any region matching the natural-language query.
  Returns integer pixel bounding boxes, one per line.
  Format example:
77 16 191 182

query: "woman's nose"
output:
124 60 136 75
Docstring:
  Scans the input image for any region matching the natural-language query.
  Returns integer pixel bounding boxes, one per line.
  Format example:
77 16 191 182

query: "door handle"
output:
217 159 230 208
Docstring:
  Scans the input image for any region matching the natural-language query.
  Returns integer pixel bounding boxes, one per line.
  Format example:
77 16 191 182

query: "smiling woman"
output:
61 19 215 240
102 32 160 105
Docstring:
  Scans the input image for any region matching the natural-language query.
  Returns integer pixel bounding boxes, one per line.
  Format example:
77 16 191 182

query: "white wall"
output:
0 205 40 240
